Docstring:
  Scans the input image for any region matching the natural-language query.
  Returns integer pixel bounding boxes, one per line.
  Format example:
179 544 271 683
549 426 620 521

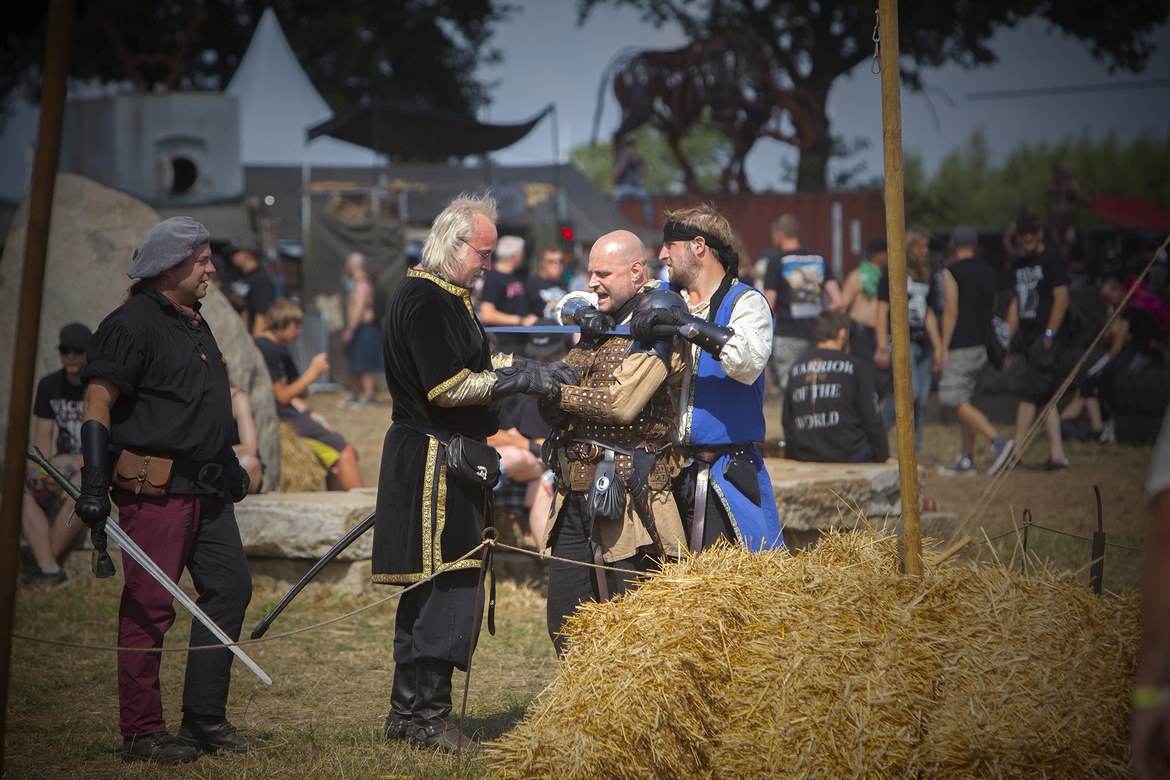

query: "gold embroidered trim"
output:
422 437 439 578
407 266 476 318
428 368 470 401
433 456 448 572
492 352 515 369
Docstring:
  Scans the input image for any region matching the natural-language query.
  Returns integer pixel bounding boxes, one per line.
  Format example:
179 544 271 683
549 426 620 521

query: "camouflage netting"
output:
489 532 1139 779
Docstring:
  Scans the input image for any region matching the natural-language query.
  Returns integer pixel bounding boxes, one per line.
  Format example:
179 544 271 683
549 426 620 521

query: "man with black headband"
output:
542 229 689 656
631 206 784 554
76 217 259 764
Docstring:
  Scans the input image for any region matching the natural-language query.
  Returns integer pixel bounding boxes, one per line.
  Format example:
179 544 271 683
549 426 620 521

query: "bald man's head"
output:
586 230 647 313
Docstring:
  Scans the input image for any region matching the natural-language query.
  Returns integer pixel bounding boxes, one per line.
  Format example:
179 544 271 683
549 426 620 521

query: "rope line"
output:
969 230 1170 526
13 542 489 654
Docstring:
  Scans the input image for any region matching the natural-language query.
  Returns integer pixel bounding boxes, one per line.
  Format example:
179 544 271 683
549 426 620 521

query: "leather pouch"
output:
112 450 173 497
586 449 626 523
723 452 761 506
445 434 502 489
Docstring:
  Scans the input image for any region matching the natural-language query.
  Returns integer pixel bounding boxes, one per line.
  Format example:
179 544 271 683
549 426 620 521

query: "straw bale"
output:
489 531 1138 779
277 422 327 492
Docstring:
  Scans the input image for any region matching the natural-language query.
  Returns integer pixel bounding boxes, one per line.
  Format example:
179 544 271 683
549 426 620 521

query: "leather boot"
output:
408 658 483 754
383 661 415 741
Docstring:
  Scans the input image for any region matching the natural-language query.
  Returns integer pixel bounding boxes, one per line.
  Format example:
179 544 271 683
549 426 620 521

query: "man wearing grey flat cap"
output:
76 216 263 764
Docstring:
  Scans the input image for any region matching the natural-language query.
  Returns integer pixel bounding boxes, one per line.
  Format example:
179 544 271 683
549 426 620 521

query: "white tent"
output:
227 8 376 167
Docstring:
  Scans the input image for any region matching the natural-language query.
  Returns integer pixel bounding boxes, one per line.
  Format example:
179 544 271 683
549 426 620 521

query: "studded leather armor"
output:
555 335 681 491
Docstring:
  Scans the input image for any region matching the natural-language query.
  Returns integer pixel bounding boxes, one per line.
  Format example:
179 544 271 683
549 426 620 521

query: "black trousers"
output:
393 568 480 670
545 494 657 656
671 463 737 551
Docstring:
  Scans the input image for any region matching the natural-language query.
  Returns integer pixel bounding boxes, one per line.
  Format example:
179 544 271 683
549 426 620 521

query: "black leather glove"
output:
226 458 250 503
630 306 684 344
574 306 615 340
538 393 571 429
632 306 734 358
492 364 536 399
76 420 111 530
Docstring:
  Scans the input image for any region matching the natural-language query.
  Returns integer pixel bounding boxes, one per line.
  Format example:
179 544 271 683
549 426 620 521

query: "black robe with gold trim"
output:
372 268 497 584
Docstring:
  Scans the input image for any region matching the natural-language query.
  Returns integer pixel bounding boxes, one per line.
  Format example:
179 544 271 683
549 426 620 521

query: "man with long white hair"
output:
371 193 575 753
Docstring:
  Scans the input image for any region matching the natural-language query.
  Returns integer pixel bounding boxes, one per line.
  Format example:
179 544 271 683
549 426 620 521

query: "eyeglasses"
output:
460 239 493 262
58 347 85 356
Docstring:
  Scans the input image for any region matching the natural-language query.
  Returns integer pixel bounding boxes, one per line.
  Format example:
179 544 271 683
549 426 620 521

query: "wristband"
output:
1043 328 1054 340
1132 685 1170 709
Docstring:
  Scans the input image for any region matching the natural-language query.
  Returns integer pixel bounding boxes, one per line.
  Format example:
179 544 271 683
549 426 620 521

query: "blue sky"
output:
2 3 1167 201
479 1 1170 192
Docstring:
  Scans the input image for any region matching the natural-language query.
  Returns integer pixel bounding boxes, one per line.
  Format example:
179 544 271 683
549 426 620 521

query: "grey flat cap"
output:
127 217 211 279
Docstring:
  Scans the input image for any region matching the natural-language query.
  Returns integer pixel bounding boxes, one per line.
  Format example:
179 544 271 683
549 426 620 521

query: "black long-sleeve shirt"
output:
782 346 888 463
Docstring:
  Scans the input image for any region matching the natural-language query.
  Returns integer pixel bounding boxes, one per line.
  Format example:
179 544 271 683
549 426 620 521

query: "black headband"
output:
662 221 738 272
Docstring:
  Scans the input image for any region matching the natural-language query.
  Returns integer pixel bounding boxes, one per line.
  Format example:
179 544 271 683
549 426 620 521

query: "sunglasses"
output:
58 347 85 355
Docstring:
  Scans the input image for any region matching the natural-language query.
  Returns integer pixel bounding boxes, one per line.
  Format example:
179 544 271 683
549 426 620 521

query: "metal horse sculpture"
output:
598 30 830 194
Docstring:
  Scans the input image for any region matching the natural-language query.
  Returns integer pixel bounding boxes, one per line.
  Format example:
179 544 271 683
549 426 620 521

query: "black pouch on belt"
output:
722 451 761 506
586 449 626 523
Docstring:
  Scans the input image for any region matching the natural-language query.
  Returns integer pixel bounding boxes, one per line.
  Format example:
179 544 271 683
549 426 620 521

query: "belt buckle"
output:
197 463 223 483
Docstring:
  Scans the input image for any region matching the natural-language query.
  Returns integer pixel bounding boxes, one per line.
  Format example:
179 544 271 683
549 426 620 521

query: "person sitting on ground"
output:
782 310 890 464
255 298 364 491
20 322 92 587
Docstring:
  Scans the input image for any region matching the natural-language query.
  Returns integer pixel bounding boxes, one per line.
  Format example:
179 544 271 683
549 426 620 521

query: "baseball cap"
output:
951 225 977 246
58 322 92 351
1016 214 1042 234
524 319 570 359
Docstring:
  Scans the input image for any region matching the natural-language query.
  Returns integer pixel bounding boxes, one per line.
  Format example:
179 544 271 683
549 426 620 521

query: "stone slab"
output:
233 488 377 560
765 458 921 533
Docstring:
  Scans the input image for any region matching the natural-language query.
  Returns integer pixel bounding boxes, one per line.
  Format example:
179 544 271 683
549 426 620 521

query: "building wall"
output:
619 190 888 278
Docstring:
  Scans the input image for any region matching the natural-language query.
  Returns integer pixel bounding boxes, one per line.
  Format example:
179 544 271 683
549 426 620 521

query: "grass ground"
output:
5 389 1156 777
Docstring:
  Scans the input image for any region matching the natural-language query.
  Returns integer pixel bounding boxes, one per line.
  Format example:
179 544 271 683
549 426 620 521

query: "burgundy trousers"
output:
112 489 251 737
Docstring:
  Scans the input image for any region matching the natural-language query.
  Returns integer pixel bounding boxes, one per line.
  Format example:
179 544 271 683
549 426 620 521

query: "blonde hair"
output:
421 192 499 280
266 298 304 330
905 228 930 281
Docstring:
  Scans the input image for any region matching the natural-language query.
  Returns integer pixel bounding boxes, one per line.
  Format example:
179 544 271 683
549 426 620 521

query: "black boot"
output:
408 658 483 754
383 662 416 741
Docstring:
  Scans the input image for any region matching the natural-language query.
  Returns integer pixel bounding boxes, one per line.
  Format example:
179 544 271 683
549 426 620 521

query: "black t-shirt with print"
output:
32 368 86 455
877 271 939 346
1012 246 1069 342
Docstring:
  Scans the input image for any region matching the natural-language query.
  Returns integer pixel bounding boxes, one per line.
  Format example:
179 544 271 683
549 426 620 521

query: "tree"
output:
572 123 730 195
1 1 510 125
578 0 1170 192
902 129 1170 230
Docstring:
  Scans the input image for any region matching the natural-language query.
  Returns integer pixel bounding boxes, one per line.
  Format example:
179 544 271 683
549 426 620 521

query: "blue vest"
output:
671 280 783 551
687 282 767 446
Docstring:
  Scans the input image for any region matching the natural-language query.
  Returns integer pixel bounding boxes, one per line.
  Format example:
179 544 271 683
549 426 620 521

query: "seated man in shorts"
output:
256 299 364 490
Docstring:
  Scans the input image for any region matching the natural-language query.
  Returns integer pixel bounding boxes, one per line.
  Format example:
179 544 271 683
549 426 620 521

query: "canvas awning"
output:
306 101 553 159
1091 196 1170 231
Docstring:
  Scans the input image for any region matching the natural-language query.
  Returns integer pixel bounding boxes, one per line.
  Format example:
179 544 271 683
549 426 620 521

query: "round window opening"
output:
170 156 198 194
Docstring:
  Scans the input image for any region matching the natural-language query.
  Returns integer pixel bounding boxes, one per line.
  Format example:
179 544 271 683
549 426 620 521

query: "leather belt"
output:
173 457 223 485
691 463 710 554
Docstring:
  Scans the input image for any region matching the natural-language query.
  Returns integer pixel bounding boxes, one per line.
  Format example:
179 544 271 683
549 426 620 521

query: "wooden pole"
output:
0 1 75 770
877 0 922 576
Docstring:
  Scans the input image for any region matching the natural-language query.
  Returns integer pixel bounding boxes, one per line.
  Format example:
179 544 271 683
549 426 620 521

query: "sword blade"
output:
28 446 273 686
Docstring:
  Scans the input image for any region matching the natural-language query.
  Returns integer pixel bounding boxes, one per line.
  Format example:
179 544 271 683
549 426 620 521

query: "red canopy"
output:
1091 196 1170 230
